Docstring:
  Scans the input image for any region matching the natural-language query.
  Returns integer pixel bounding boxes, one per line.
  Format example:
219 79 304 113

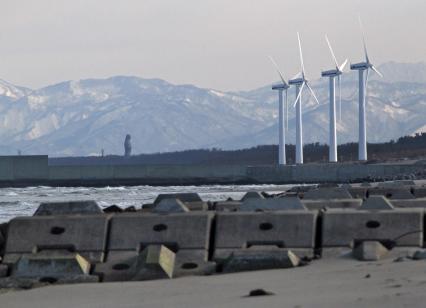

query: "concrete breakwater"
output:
1 181 426 290
0 155 425 187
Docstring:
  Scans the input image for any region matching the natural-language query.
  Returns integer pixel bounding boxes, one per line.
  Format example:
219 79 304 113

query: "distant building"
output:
124 134 132 157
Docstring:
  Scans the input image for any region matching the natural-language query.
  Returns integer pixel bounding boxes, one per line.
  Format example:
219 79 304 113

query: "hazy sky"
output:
1 0 426 91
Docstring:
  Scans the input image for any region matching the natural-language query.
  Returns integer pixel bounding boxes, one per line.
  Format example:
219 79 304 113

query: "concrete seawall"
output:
0 156 424 187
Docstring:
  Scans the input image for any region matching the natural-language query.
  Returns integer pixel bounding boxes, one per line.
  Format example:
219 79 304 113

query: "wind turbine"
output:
288 32 320 165
350 17 383 161
321 35 348 163
269 56 289 165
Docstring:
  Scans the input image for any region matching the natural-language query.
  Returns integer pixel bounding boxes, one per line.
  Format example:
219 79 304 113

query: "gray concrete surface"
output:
322 209 424 247
4 215 109 263
214 212 316 250
0 156 48 182
108 213 213 251
0 155 424 186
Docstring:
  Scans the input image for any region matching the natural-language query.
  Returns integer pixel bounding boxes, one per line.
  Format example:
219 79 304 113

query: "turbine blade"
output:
371 65 383 78
291 72 302 80
339 59 348 72
297 32 306 77
325 34 339 69
268 56 288 85
293 82 305 108
306 82 320 105
358 16 370 63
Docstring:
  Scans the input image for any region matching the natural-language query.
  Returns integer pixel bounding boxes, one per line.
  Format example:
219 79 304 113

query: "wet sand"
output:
1 257 426 307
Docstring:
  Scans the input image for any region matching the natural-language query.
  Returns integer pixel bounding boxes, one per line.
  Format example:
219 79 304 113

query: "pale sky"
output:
1 0 425 91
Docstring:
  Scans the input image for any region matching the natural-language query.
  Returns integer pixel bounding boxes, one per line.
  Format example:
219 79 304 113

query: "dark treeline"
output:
50 133 426 166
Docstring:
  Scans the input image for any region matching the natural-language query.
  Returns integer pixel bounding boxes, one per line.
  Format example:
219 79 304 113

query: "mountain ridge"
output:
0 61 425 156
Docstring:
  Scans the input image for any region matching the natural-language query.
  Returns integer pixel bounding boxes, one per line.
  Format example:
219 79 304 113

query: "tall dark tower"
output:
124 134 132 157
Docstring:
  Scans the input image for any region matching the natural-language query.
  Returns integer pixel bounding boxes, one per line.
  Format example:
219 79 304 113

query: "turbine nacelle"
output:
352 17 383 77
350 62 369 70
288 77 304 86
272 83 289 90
268 56 290 89
289 33 320 107
323 35 348 76
321 35 348 125
321 69 342 77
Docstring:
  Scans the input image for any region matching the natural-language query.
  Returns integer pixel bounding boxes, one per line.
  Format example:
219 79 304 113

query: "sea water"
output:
0 184 293 223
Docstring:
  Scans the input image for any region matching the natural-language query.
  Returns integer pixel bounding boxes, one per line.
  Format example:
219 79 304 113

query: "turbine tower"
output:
350 18 383 161
288 32 320 165
321 35 348 163
269 56 290 165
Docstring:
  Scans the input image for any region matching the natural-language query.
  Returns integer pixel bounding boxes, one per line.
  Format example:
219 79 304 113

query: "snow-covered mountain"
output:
0 62 425 156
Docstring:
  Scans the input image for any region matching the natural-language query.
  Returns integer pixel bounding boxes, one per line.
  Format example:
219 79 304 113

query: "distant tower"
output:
124 134 132 157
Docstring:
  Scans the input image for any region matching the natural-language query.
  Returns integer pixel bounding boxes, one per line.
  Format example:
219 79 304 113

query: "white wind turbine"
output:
321 35 348 163
289 32 320 165
269 56 290 165
350 17 383 161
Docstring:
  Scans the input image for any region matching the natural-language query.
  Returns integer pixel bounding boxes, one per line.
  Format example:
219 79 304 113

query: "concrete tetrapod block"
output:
0 230 5 255
153 193 202 206
287 185 317 194
34 200 103 216
214 211 316 260
412 250 426 260
152 198 189 213
360 196 394 210
11 251 90 279
172 250 216 278
352 241 389 261
221 249 300 273
368 188 415 199
347 187 368 199
240 197 306 212
302 199 362 210
93 251 145 282
303 187 352 200
213 201 241 212
184 201 209 211
322 209 423 248
0 264 8 277
95 249 214 281
390 189 416 200
103 205 123 213
108 212 213 254
392 198 426 208
138 245 175 280
240 191 265 202
94 249 216 281
4 215 109 263
413 187 426 198
379 180 415 188
94 245 175 282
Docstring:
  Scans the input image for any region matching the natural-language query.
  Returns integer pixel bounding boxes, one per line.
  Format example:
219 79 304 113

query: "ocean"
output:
0 184 292 223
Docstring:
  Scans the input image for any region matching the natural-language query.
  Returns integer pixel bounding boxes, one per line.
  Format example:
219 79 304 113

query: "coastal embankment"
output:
0 155 425 187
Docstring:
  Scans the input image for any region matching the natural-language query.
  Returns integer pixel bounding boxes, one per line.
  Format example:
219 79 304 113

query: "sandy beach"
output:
1 257 426 308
